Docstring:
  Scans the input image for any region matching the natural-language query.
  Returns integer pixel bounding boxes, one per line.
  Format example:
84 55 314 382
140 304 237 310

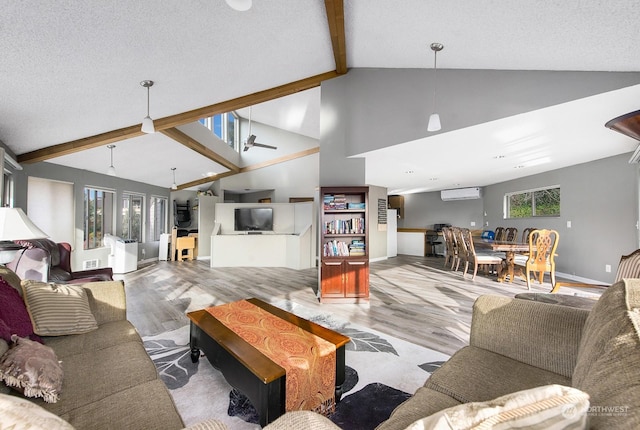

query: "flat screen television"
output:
234 207 273 232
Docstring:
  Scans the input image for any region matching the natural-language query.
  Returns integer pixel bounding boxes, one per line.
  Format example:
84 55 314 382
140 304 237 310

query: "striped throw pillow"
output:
20 281 98 336
405 384 589 430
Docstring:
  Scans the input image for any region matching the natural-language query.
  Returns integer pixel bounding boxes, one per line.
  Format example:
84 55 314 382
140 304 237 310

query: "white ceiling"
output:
1 1 639 192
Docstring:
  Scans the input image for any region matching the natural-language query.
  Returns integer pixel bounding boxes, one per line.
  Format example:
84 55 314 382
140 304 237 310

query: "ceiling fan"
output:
243 107 278 152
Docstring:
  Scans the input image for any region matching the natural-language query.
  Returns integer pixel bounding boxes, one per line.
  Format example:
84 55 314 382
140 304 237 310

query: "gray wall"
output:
398 192 485 231
323 68 640 158
14 162 170 269
484 153 638 283
400 153 638 283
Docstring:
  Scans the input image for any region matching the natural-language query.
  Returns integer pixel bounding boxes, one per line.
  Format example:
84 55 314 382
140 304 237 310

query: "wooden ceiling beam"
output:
174 147 320 190
160 128 240 172
17 71 339 164
324 0 347 75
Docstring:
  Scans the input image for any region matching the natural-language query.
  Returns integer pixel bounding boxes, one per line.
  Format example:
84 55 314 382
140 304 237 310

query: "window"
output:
149 196 168 241
2 170 13 208
84 188 115 249
506 186 560 218
199 112 238 150
122 193 144 243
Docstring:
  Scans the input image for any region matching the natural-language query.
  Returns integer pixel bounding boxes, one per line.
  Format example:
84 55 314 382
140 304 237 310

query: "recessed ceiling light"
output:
201 172 216 177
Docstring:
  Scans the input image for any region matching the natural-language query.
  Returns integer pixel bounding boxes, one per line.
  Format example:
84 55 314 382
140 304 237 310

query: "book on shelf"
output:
323 239 350 257
323 193 348 210
347 202 366 210
324 218 365 235
349 239 365 256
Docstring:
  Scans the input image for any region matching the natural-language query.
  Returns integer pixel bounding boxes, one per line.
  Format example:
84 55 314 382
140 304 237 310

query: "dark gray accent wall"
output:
323 69 640 157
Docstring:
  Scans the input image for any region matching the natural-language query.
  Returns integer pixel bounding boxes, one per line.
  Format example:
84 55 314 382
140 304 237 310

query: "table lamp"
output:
0 207 49 264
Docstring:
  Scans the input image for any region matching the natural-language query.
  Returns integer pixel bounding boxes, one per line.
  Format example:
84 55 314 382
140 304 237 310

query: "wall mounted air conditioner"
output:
441 187 482 201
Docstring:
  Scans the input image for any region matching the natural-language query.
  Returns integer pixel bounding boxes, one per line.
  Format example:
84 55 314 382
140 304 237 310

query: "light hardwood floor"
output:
122 255 603 356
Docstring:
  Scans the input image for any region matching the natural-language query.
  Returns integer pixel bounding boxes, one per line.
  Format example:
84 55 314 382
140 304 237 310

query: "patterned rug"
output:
142 301 449 430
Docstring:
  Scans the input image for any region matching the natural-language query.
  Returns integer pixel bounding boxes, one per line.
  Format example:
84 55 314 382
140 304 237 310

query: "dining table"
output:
473 238 530 283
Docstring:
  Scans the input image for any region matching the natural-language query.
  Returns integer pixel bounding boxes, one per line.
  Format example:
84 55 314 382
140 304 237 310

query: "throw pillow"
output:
0 335 63 403
21 280 98 336
0 278 41 343
0 393 73 429
406 384 589 430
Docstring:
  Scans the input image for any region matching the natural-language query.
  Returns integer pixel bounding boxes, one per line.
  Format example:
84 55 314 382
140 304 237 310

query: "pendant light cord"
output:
432 49 438 112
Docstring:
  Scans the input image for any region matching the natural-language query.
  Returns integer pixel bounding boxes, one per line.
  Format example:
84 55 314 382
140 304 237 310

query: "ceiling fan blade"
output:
243 134 256 151
253 142 278 150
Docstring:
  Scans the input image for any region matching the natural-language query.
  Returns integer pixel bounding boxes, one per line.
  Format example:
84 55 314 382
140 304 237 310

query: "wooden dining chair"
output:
441 227 457 269
550 248 640 293
521 227 537 244
458 228 503 280
515 229 559 290
494 227 505 241
504 227 518 242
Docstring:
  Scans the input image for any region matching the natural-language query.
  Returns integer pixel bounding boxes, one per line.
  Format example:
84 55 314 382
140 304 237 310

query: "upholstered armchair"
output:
7 238 113 283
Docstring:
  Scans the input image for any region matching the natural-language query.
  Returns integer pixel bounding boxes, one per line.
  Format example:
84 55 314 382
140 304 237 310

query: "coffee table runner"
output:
206 300 336 414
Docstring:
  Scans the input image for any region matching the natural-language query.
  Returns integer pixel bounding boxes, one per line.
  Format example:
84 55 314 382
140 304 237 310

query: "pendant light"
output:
106 145 116 176
140 80 155 134
225 0 252 11
171 167 177 190
427 43 444 132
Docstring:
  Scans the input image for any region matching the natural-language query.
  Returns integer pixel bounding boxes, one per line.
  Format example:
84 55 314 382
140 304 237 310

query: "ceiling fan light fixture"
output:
225 0 252 11
106 145 117 176
428 42 444 133
140 80 155 134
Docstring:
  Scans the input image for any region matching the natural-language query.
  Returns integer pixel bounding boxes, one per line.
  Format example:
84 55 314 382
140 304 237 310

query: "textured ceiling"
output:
1 1 639 191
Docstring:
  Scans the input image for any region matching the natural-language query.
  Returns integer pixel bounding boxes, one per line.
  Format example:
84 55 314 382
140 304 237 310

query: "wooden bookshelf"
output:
319 187 369 303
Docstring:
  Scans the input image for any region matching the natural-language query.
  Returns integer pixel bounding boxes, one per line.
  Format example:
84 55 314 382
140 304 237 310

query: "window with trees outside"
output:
506 186 560 218
149 196 168 241
84 188 115 249
122 193 144 243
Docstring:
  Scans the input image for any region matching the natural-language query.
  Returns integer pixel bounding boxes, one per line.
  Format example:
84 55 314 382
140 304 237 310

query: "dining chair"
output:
521 227 537 244
494 227 505 241
441 227 457 269
504 227 518 242
459 228 503 280
550 248 640 293
514 229 559 290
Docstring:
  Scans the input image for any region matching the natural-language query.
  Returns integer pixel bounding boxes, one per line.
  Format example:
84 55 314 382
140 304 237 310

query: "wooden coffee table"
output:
187 298 350 426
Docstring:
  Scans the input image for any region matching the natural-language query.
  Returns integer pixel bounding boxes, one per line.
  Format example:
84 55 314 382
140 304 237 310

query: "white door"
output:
27 176 74 244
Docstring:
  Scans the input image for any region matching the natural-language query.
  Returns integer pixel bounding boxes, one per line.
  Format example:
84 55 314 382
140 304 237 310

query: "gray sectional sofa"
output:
0 272 222 430
261 279 640 429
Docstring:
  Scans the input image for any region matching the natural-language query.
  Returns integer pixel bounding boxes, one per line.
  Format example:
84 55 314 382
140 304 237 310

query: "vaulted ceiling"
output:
1 1 639 192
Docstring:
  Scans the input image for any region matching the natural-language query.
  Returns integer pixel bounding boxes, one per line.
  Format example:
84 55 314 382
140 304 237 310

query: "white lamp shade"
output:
427 113 441 132
107 165 116 176
225 0 252 11
0 208 49 240
141 116 155 134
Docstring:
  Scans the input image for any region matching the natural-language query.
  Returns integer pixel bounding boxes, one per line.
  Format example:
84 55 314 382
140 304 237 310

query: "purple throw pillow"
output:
0 279 41 343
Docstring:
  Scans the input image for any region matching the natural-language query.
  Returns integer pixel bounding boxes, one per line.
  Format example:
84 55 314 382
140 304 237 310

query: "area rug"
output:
142 301 449 430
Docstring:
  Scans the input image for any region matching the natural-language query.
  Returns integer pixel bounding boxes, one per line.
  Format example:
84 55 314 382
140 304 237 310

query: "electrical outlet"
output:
470 221 476 227
605 264 611 273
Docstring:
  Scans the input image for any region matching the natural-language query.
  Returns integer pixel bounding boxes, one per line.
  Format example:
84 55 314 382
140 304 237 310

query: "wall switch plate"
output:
606 264 612 273
567 220 572 228
470 221 476 227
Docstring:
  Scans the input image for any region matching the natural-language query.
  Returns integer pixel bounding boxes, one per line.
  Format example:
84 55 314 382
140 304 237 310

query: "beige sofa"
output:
261 279 640 429
0 275 224 430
